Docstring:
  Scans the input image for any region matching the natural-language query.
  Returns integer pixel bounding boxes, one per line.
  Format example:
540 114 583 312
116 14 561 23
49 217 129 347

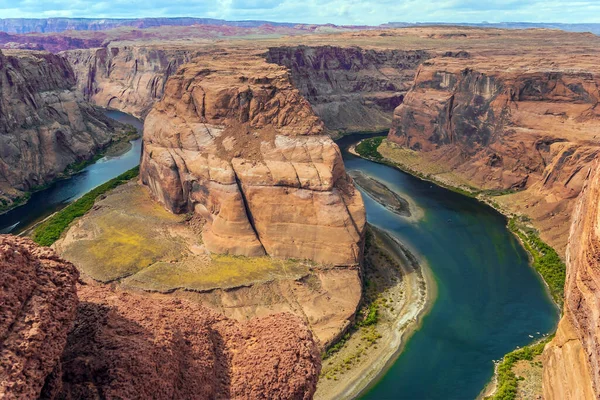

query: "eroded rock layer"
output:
543 160 600 400
266 46 429 135
388 58 600 252
64 46 204 117
0 49 121 205
0 235 79 399
140 51 366 265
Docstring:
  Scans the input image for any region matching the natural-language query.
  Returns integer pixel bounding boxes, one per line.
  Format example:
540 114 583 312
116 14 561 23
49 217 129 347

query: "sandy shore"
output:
314 226 435 400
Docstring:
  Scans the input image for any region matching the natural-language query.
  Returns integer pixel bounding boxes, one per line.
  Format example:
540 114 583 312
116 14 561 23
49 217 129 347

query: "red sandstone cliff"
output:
543 160 600 399
266 46 429 135
140 51 366 265
387 58 600 252
0 235 321 399
0 49 122 207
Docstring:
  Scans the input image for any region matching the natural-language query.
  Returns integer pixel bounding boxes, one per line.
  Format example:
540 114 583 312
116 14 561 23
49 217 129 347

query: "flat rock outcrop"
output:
0 235 79 398
543 160 600 400
0 49 122 207
140 51 365 265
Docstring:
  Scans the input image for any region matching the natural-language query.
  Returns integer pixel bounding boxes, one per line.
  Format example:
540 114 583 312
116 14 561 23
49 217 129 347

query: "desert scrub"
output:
355 136 384 160
488 338 550 400
32 167 139 246
508 216 566 306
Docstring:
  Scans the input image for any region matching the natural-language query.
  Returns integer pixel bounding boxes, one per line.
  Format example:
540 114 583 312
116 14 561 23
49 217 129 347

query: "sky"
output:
0 0 599 26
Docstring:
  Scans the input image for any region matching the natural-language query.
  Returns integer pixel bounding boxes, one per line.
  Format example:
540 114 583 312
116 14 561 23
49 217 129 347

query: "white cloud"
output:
0 0 599 24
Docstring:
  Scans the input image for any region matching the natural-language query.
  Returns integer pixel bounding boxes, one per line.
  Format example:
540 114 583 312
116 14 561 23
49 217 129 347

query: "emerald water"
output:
337 134 559 400
0 110 142 234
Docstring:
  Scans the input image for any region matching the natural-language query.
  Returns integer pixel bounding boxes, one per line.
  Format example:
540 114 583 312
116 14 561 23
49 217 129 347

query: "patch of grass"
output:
488 338 551 400
31 167 139 247
508 216 566 306
355 137 385 160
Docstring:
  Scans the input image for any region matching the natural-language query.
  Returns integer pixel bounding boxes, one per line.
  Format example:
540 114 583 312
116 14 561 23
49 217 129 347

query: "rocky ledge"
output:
0 235 321 399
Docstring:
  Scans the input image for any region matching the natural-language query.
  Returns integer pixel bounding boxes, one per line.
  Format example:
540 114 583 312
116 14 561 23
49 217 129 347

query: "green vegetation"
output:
508 216 566 306
32 167 139 247
489 338 550 400
356 302 379 327
355 137 384 160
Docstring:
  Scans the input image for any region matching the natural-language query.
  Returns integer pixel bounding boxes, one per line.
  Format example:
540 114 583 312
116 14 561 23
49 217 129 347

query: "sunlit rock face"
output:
140 51 365 265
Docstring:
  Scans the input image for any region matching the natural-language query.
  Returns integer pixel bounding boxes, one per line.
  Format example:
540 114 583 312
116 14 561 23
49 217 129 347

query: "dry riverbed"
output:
315 226 434 400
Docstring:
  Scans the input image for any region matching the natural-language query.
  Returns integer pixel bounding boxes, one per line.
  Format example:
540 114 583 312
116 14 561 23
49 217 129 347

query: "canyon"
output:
0 49 125 209
1 23 599 398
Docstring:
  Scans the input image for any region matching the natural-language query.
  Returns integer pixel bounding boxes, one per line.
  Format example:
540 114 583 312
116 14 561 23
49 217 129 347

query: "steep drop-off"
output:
0 49 122 207
266 46 429 135
543 160 600 400
387 58 600 252
0 235 321 399
140 50 366 265
64 46 205 118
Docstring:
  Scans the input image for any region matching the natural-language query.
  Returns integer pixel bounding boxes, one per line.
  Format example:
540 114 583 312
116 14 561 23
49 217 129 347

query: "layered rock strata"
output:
543 160 600 400
140 51 366 265
0 49 121 206
387 58 600 252
266 46 429 135
64 46 205 118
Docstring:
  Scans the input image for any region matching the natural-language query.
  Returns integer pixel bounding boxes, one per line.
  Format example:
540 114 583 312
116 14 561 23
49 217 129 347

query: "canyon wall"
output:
266 46 429 135
0 235 321 399
543 160 600 399
387 58 600 252
140 50 365 265
64 46 205 118
0 49 122 206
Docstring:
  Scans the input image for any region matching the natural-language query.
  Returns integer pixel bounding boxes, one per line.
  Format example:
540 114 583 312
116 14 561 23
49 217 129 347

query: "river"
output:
0 110 143 234
336 133 559 399
0 115 559 399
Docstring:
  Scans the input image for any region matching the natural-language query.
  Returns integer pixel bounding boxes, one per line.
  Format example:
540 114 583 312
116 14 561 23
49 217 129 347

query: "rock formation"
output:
387 58 600 252
63 46 210 117
0 49 122 206
0 234 321 399
266 46 429 135
0 235 79 398
140 50 365 265
52 284 320 400
542 160 600 400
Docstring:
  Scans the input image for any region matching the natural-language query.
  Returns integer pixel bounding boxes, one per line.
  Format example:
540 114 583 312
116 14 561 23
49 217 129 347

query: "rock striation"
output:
0 235 79 398
64 46 204 118
140 51 366 265
0 49 121 206
266 46 429 135
387 58 600 252
543 160 600 400
0 235 321 399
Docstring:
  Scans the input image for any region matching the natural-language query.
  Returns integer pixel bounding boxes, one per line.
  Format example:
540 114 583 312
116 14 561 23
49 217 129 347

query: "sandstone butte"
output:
0 235 321 399
2 25 600 398
139 51 366 265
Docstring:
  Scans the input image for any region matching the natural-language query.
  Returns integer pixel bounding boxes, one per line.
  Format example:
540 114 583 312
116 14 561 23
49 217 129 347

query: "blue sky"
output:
0 0 599 25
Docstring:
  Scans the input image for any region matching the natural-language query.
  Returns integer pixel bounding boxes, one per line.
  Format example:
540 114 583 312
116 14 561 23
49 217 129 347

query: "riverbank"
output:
353 136 563 400
314 226 434 400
